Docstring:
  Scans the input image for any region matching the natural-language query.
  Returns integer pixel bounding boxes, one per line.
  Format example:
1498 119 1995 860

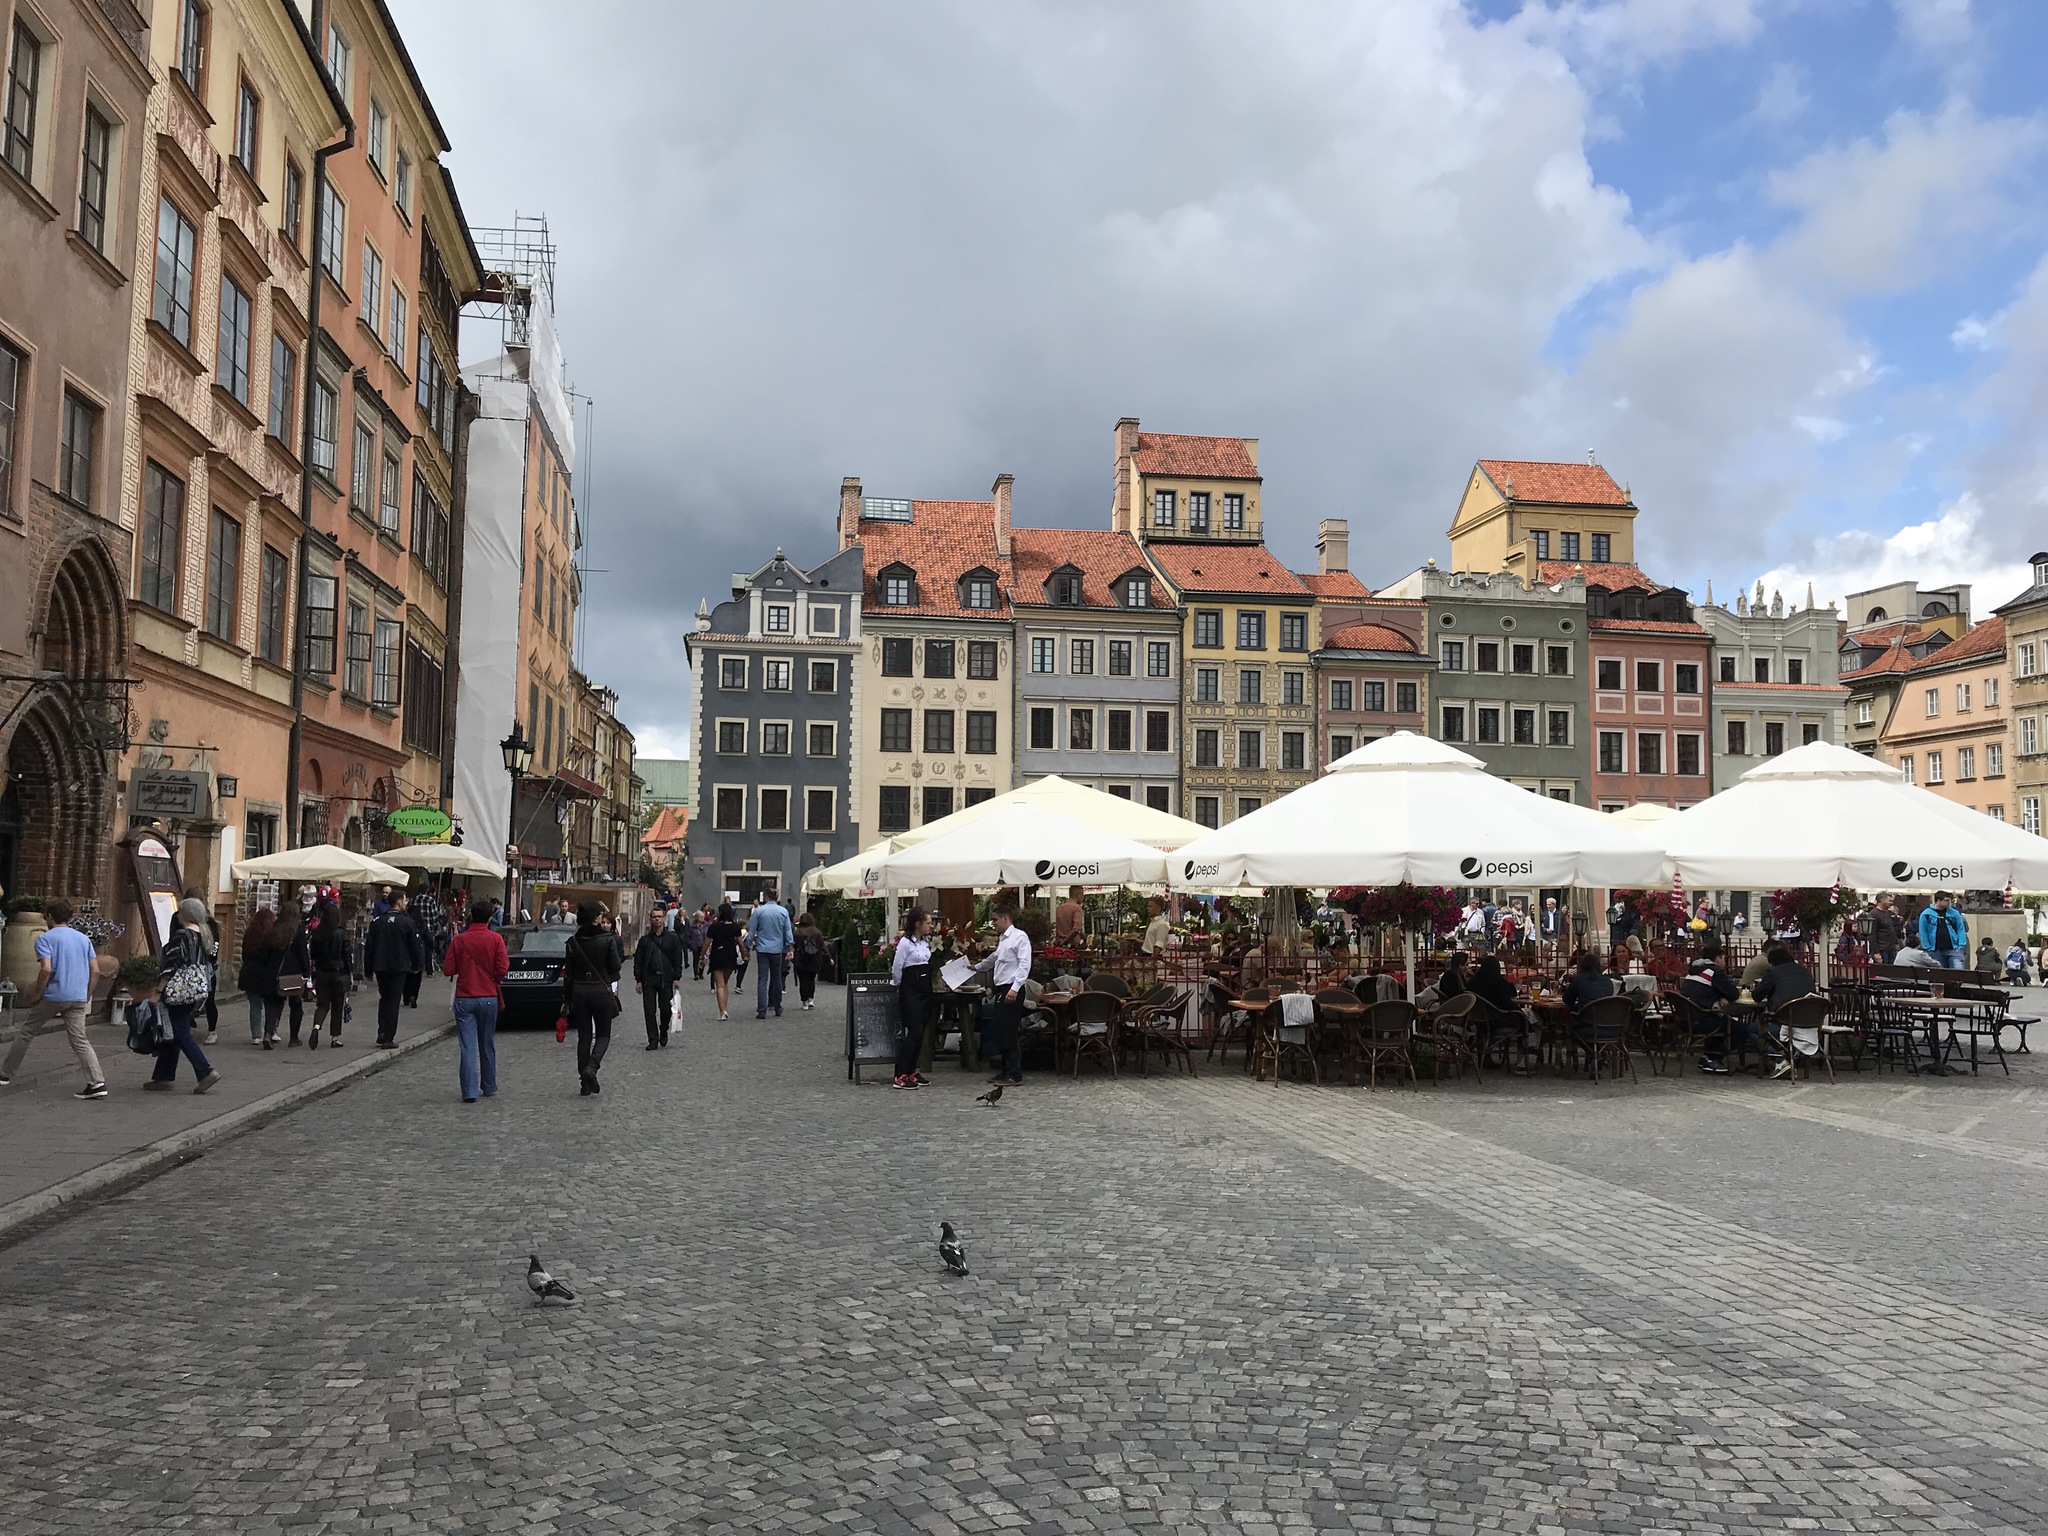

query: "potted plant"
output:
3 895 48 994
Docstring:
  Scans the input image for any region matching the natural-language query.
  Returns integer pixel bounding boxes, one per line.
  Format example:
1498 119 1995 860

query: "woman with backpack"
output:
150 898 221 1093
305 899 354 1050
791 911 829 1010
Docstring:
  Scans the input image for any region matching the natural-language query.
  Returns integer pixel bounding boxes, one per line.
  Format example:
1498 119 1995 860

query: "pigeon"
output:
526 1253 576 1304
938 1221 969 1277
974 1085 1003 1106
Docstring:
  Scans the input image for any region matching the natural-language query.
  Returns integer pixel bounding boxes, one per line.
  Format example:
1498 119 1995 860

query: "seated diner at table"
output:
1892 937 1939 969
1751 943 1816 1080
1562 951 1616 1010
1436 951 1471 1001
1468 953 1519 1013
1681 936 1741 1074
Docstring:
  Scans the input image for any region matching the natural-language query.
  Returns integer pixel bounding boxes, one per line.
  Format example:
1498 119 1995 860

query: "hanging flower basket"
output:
1768 887 1860 934
1340 884 1462 935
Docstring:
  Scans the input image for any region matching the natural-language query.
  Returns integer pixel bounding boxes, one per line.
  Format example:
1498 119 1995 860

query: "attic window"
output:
1049 568 1082 606
1123 575 1151 609
878 563 917 606
862 498 912 522
960 568 998 610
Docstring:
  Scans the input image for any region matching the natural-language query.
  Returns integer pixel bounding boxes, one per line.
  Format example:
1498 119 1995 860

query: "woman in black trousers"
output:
563 901 623 1095
890 907 932 1091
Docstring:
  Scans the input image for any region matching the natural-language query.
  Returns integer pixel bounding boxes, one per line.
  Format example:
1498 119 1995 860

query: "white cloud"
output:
1895 0 1972 54
1951 315 1993 350
1752 494 2034 615
1513 0 1763 71
1751 61 1808 126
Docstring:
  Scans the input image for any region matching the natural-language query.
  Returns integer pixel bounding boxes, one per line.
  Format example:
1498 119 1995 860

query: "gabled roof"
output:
1844 619 1923 647
1008 529 1172 609
1320 622 1420 654
1903 615 2005 672
640 805 689 848
1297 571 1371 601
1481 460 1632 507
1840 640 1919 682
1132 432 1259 481
1537 560 1665 593
637 759 691 806
859 501 1012 619
1145 541 1311 598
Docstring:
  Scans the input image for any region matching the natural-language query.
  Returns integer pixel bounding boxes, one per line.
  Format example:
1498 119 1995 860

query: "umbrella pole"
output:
1405 929 1416 1001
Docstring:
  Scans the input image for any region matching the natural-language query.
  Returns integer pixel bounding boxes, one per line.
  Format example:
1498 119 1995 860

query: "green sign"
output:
386 806 453 839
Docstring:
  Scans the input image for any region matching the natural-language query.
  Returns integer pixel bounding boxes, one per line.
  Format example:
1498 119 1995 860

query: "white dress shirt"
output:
978 924 1033 995
891 935 931 986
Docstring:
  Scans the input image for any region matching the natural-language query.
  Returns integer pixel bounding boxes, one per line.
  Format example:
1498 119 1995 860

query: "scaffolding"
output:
468 214 557 355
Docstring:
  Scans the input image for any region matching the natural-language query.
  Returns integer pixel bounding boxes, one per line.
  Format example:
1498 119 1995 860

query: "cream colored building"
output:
1447 457 1639 580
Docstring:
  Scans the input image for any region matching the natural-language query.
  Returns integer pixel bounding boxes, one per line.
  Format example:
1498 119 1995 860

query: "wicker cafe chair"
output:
1067 990 1121 1078
1772 994 1834 1082
1127 990 1197 1077
1940 984 2013 1077
1571 995 1638 1085
1425 1002 1485 1085
1312 988 1362 1078
1250 991 1320 1085
1209 983 1265 1066
1085 972 1133 1001
1356 1000 1418 1090
1667 992 1730 1073
1865 985 1928 1074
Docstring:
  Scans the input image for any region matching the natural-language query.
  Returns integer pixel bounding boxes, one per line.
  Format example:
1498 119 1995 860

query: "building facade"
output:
1009 527 1179 811
1311 607 1429 767
1995 554 2048 835
1878 617 2012 819
841 476 1014 840
1842 624 1963 758
684 544 862 910
1446 457 1639 582
1551 561 1712 810
1376 564 1589 802
1698 582 1846 789
0 0 153 913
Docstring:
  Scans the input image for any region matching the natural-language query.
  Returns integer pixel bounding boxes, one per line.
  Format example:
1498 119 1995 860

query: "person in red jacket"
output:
442 898 510 1103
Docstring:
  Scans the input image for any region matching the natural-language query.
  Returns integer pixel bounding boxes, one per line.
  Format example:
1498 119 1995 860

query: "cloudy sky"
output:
390 0 2048 759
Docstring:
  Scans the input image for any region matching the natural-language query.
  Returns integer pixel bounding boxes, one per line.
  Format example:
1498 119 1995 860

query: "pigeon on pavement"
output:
974 1085 1003 1106
527 1253 576 1304
938 1222 969 1277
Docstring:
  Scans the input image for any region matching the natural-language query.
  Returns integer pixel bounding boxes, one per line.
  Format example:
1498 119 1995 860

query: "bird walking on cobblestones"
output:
938 1222 969 1277
527 1254 577 1304
974 1085 1003 1106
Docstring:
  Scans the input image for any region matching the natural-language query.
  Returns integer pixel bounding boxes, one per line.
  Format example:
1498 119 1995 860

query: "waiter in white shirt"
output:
971 900 1032 1087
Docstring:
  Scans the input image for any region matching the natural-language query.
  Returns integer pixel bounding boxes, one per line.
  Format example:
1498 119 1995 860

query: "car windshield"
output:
513 928 573 957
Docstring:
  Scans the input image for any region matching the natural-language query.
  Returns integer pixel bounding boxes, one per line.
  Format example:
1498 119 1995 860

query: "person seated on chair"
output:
1681 937 1741 1074
1562 951 1616 1012
1892 937 1939 969
1468 953 1532 1070
1752 943 1816 1080
1436 951 1470 1002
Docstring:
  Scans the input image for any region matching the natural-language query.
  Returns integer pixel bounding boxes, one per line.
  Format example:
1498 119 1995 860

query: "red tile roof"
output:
1846 620 1924 647
1715 681 1849 693
1537 560 1664 592
1321 622 1420 654
1587 617 1708 637
859 500 1013 619
1903 615 2004 672
1841 640 1918 681
1297 571 1371 601
640 806 688 848
1132 432 1260 481
1008 528 1171 609
1480 459 1632 507
1145 541 1311 598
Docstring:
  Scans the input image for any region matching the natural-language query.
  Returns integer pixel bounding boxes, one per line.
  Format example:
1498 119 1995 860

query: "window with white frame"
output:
1330 679 1354 712
1926 750 1943 784
367 98 388 176
2020 642 2039 679
1070 638 1093 675
1899 755 1914 785
2022 716 2040 756
1194 667 1218 701
764 659 792 690
1986 741 2004 777
1986 676 2000 708
1957 681 1972 712
1236 729 1262 768
1152 489 1175 528
805 787 835 832
718 656 746 689
1856 699 1873 725
761 722 791 755
360 243 383 332
764 603 791 633
2024 795 2040 835
1956 745 1976 781
1031 636 1056 673
1925 687 1940 717
1147 640 1171 677
807 721 835 756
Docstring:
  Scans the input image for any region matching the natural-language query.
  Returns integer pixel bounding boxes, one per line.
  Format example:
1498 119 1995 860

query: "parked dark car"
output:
500 924 574 1027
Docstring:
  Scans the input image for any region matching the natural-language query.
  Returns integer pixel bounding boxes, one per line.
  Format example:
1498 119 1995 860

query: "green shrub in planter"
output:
117 954 163 991
5 895 46 917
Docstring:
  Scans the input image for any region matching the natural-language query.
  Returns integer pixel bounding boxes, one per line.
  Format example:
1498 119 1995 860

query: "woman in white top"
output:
890 908 933 1091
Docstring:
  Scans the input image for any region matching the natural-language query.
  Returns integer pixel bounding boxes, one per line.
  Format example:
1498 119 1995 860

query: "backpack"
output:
126 998 170 1054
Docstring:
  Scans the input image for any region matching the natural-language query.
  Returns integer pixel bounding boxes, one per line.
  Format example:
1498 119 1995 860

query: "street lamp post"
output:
500 721 533 918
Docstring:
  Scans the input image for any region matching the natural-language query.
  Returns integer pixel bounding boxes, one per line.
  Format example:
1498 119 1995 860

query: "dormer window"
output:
1123 575 1150 609
765 604 791 633
878 563 917 606
1586 588 1608 618
1046 565 1083 606
959 566 998 610
2034 556 2048 588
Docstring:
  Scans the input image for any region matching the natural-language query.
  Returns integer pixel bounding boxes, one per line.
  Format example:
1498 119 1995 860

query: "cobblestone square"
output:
4 979 2048 1534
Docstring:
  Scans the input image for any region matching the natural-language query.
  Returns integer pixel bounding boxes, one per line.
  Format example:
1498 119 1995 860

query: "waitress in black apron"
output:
890 907 933 1091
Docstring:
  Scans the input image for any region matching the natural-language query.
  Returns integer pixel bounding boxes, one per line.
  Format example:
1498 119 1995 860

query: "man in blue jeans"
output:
1919 892 1969 970
745 896 794 1018
0 899 108 1098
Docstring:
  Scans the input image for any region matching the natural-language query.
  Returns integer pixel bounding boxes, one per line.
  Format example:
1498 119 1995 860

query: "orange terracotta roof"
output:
1008 528 1171 609
1132 432 1259 480
1841 640 1918 681
1297 571 1371 600
1715 681 1849 693
859 500 1013 619
1321 622 1420 654
1846 620 1924 646
1480 459 1632 507
1537 560 1664 592
1587 617 1708 636
1145 541 1311 598
640 806 688 847
1903 615 2004 672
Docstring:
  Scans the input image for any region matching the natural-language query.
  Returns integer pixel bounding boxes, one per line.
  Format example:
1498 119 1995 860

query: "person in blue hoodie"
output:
1918 893 1968 971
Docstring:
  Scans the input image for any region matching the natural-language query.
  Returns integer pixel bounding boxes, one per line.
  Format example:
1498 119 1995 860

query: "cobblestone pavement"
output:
4 978 2048 1534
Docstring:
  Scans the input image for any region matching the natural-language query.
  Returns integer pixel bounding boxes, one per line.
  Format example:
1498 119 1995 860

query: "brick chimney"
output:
838 476 862 551
1316 518 1349 574
991 473 1014 558
1112 416 1139 534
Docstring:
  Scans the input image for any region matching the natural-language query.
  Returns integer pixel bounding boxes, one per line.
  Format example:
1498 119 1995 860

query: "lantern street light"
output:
500 721 533 914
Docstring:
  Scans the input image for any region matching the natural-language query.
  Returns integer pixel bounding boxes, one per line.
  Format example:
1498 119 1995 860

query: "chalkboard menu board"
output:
844 972 902 1083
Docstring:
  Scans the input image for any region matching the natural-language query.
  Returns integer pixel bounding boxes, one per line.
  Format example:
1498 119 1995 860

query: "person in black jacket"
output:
632 907 684 1049
236 906 287 1049
563 902 623 1094
405 886 449 1007
305 900 354 1050
364 892 428 1049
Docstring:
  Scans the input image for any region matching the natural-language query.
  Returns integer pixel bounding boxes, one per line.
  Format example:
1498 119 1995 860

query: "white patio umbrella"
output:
858 802 1171 890
1168 731 1666 993
376 844 508 880
230 843 410 885
1658 741 2048 892
805 774 1205 894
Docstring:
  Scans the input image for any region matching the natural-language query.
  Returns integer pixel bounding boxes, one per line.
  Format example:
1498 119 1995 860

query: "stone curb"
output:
0 1017 456 1249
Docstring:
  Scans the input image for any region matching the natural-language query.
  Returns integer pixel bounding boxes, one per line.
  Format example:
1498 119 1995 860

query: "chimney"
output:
1112 417 1139 534
991 473 1014 558
1316 518 1349 575
838 476 862 551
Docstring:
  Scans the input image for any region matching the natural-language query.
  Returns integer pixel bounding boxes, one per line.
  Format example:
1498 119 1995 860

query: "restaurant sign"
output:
130 769 210 819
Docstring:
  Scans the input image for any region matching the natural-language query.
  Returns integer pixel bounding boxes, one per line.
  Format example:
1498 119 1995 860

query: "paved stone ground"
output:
3 976 2048 1533
0 978 455 1210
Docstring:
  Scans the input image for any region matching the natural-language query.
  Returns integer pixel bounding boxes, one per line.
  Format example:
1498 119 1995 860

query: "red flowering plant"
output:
1768 887 1860 935
1610 889 1674 936
1338 884 1463 935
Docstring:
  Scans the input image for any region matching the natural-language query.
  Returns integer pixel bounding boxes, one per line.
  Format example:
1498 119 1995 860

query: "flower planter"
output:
2 912 48 995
